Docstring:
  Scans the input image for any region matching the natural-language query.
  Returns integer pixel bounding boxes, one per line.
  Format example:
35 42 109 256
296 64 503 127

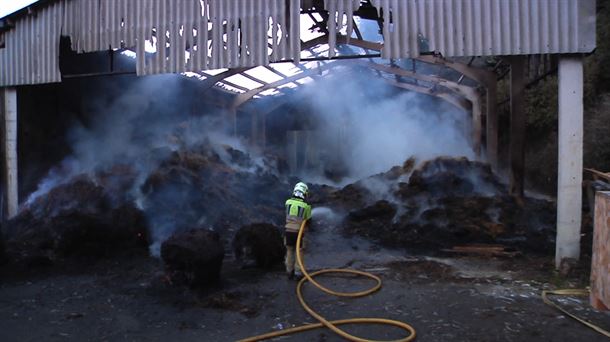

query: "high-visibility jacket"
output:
285 197 312 233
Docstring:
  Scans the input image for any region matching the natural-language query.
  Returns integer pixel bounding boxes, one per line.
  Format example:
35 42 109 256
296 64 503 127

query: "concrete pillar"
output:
2 88 18 218
555 56 584 268
508 56 526 198
486 82 499 169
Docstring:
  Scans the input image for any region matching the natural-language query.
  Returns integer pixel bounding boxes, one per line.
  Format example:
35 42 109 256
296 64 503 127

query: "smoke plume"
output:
25 74 274 256
296 66 475 185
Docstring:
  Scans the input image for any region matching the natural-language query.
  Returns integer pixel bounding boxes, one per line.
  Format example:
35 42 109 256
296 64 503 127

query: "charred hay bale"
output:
141 148 287 235
348 200 397 222
398 157 505 199
51 204 148 257
374 157 417 181
28 176 109 219
222 145 253 168
343 200 397 240
161 229 224 287
495 197 556 252
233 223 284 268
95 165 139 201
5 177 149 265
334 184 370 208
416 197 504 245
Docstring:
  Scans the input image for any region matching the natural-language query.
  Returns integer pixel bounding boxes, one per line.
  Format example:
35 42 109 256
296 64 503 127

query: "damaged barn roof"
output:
0 0 597 88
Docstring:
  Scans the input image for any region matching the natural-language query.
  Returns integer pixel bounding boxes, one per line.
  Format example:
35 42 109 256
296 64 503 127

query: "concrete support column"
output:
555 56 584 268
508 56 526 198
486 81 499 169
2 88 18 218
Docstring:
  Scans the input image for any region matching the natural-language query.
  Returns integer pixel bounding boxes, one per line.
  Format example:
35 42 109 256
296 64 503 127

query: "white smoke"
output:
298 67 475 185
25 74 256 204
23 74 267 257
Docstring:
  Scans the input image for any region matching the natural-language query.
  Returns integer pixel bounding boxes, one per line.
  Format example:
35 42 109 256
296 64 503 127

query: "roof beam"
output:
218 79 249 92
200 67 250 91
265 66 289 78
231 62 341 109
382 79 471 113
359 61 477 101
238 71 268 86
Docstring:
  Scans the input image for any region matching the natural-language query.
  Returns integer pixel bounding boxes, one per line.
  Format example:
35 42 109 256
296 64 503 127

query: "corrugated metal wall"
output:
0 0 301 86
0 0 598 87
0 1 63 86
328 0 596 59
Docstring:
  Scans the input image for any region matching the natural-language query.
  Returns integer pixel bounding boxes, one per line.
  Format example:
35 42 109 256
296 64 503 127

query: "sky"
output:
0 0 38 19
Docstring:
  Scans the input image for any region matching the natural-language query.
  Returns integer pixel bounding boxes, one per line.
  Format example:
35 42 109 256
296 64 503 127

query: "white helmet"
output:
293 182 309 199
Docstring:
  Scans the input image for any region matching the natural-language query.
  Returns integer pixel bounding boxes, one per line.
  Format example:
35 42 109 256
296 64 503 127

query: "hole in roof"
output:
245 67 283 83
224 74 264 90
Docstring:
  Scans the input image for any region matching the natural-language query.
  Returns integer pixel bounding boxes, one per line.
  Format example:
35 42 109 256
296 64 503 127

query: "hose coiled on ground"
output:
239 220 416 341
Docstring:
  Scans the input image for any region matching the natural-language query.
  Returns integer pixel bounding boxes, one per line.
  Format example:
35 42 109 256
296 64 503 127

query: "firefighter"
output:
284 182 312 280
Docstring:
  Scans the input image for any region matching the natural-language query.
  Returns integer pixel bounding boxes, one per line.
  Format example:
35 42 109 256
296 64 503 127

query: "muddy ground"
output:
0 214 608 342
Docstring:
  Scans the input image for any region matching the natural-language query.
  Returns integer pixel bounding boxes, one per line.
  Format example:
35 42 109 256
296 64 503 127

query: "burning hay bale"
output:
397 157 504 198
161 229 224 288
310 157 417 209
233 223 285 268
4 176 149 265
342 157 556 253
140 145 288 243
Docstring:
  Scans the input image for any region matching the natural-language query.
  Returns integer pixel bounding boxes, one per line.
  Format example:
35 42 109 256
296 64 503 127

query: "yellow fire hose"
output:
542 289 610 338
239 220 416 341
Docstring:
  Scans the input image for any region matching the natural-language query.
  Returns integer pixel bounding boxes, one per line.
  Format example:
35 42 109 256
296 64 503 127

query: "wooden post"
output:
251 110 260 147
416 55 499 169
486 81 499 169
228 106 237 136
508 56 526 199
261 111 266 148
556 56 584 267
472 96 482 158
591 191 610 310
2 87 18 218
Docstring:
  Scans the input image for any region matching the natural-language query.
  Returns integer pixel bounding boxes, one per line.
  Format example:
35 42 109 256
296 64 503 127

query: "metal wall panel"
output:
0 0 598 87
328 0 596 59
0 0 301 86
0 1 63 86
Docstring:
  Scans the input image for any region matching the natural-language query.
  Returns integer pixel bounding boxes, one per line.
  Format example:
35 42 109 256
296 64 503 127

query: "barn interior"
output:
0 1 608 341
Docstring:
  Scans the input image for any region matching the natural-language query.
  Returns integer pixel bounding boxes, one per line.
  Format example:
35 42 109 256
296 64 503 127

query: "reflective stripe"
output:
285 197 311 232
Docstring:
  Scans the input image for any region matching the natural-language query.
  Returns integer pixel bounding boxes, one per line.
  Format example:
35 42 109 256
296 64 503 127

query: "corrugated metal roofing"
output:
0 0 301 86
328 0 596 58
0 0 598 87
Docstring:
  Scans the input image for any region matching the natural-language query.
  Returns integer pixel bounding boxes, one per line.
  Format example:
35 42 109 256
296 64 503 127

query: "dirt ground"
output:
0 211 609 342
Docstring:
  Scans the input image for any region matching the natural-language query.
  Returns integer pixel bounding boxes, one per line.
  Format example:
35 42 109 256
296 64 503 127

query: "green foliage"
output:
584 95 610 170
525 76 558 138
523 2 610 193
586 0 610 96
